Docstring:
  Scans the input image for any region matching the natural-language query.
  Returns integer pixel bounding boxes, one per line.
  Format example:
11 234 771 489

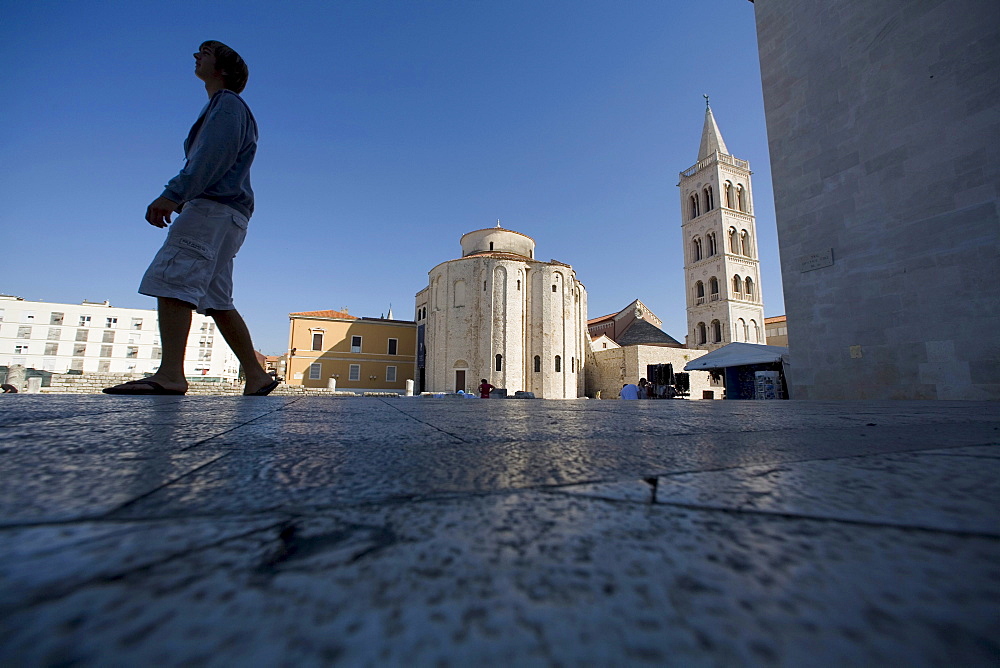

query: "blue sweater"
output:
162 90 257 219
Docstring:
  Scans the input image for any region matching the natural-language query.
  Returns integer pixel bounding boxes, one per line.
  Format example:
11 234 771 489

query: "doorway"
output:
454 370 466 393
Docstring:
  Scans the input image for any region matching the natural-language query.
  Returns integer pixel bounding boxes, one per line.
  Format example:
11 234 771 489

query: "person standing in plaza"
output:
105 41 277 397
619 383 639 400
637 378 650 399
479 378 495 399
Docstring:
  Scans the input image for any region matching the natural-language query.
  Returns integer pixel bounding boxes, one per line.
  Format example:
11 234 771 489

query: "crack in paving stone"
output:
100 453 231 516
647 499 1000 539
0 520 288 615
377 398 471 443
181 401 302 450
252 520 401 581
0 403 191 428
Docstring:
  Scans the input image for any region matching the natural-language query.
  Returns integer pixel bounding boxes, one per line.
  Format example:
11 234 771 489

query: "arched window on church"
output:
489 242 494 250
454 279 466 307
483 280 487 291
711 320 722 343
697 322 707 345
745 277 754 301
517 279 521 291
495 354 503 372
724 181 734 208
741 231 751 256
729 228 739 253
750 319 760 343
533 355 541 373
571 357 575 372
732 275 743 297
704 186 714 211
707 232 717 256
690 194 700 219
692 237 702 262
737 185 746 212
695 281 705 305
735 318 746 342
555 355 561 372
709 277 719 301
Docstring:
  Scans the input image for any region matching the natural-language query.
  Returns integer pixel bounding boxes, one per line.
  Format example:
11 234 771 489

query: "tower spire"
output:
697 97 729 161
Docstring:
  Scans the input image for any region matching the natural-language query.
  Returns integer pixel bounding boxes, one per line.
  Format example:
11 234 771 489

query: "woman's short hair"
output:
201 40 249 93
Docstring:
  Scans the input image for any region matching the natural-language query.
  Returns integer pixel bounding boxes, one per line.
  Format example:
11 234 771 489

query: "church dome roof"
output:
460 226 535 259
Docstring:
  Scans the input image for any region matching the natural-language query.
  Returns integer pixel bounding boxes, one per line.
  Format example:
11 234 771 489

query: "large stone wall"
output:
39 373 360 396
753 0 1000 399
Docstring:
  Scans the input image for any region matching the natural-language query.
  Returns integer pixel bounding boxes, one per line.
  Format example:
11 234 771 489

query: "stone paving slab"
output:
2 493 998 666
0 451 226 524
654 445 1000 535
0 396 998 665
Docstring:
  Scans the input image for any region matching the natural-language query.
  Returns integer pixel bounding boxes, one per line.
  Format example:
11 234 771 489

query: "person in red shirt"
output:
479 379 495 399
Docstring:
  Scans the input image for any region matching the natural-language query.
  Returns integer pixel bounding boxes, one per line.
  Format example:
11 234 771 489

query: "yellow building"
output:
764 315 788 347
286 310 417 393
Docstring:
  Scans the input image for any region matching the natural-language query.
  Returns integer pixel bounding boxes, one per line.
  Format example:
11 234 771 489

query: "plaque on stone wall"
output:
800 248 834 272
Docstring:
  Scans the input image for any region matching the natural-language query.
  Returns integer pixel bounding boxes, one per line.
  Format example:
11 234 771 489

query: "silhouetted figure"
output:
104 41 277 397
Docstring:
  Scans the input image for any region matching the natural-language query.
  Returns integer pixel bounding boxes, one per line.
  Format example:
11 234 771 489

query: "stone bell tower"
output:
679 98 766 351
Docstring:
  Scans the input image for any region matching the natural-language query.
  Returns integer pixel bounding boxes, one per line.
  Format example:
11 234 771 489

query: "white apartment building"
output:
0 295 240 380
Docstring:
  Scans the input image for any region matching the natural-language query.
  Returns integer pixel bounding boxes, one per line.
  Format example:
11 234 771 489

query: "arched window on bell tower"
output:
692 237 703 261
732 275 743 297
741 230 751 256
737 185 746 212
695 281 705 305
704 185 714 211
707 232 717 256
697 322 707 345
729 227 739 253
724 181 734 208
690 194 700 219
711 320 723 343
709 277 719 301
745 277 755 301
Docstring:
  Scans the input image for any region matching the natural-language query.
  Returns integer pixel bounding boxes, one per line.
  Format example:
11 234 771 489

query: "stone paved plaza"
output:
1 395 998 665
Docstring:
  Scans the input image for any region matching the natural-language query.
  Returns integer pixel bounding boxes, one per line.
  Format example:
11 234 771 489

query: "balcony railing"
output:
680 151 750 178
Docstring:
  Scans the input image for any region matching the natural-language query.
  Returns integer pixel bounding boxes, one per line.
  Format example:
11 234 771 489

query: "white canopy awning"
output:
684 342 789 371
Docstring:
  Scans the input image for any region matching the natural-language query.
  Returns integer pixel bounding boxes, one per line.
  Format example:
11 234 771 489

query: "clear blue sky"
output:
1 0 783 355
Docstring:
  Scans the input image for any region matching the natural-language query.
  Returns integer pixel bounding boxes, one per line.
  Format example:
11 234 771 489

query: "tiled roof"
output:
764 315 786 324
587 313 616 325
615 320 683 347
289 310 359 319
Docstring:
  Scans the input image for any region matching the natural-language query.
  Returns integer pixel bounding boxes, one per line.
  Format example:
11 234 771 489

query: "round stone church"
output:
414 225 588 399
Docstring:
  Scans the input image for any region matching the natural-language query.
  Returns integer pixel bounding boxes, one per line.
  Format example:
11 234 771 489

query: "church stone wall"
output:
753 0 1000 399
420 230 587 399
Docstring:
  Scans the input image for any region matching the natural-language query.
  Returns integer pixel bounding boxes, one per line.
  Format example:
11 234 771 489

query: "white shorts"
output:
138 198 249 314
